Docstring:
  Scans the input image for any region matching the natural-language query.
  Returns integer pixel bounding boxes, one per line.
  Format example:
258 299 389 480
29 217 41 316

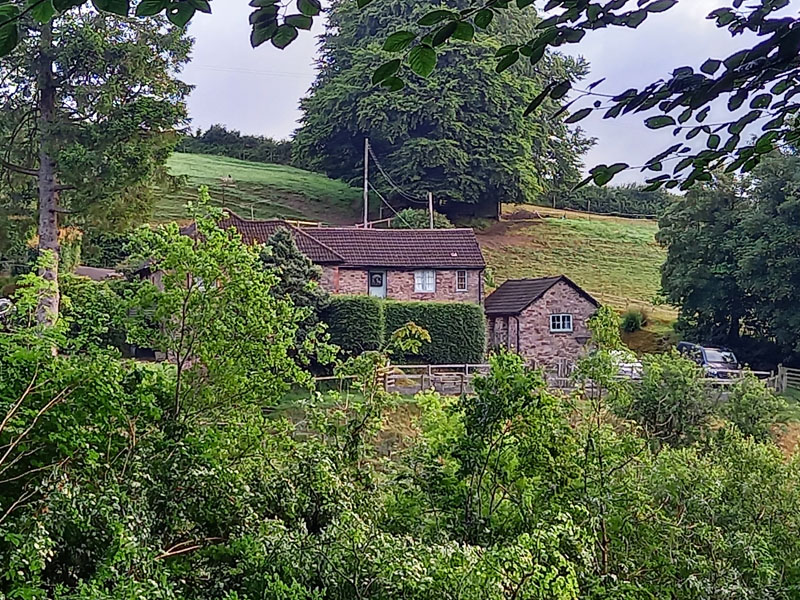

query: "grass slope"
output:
478 205 675 350
155 153 362 224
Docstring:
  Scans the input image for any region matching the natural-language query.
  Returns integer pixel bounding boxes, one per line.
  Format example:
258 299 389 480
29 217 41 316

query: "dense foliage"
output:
390 208 453 229
293 0 593 216
0 9 191 322
384 300 485 364
322 295 386 354
547 183 674 218
658 150 800 366
178 124 293 165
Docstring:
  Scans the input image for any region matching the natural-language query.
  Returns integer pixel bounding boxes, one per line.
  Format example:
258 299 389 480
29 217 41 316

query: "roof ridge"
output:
291 226 346 262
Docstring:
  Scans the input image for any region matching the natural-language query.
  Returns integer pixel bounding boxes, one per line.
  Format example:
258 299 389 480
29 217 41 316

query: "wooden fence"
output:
777 365 800 393
384 364 491 396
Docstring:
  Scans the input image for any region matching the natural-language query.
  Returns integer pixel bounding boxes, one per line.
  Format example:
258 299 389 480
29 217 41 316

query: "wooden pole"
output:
428 191 434 229
363 138 369 227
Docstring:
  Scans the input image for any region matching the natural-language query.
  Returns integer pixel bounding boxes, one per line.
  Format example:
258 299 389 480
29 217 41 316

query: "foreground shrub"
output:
723 374 789 440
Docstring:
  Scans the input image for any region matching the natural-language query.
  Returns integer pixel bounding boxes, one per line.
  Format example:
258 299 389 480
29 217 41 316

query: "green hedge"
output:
321 295 384 354
385 301 486 364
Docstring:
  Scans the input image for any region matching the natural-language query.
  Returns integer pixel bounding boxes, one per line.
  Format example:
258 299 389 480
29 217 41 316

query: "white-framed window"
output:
550 313 573 333
456 270 468 292
414 269 436 293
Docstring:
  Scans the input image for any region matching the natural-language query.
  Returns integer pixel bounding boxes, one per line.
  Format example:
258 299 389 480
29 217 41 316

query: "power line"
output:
368 181 413 228
367 145 428 205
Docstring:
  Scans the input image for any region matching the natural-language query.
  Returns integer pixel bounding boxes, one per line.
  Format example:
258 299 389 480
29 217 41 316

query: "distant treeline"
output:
543 184 675 218
178 124 293 165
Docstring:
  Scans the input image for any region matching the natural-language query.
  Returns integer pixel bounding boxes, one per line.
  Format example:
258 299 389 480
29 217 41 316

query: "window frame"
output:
456 270 468 292
549 313 574 333
414 269 436 293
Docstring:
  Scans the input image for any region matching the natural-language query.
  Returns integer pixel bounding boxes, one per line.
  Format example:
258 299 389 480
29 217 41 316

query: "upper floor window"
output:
414 270 436 293
550 313 573 333
456 270 468 292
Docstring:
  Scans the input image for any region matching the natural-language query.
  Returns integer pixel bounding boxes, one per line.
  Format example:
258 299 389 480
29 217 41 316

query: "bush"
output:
322 295 384 354
391 208 454 229
723 375 789 440
621 307 648 333
385 301 485 364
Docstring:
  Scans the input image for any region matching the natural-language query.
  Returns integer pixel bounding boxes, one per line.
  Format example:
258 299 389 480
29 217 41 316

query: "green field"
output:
478 205 671 319
155 153 362 224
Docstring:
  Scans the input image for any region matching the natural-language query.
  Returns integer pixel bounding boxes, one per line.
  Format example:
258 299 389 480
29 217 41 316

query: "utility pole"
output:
428 191 434 229
363 138 369 227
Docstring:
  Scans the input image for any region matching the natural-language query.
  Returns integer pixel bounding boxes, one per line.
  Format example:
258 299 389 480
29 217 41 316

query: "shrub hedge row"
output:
322 296 486 364
321 295 385 354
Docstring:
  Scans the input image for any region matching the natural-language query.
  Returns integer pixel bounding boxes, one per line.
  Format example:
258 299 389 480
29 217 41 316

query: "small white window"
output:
456 270 468 292
550 314 573 333
414 270 436 293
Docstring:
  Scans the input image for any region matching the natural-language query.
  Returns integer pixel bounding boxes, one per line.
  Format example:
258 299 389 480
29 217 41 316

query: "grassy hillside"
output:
154 153 362 224
478 205 675 349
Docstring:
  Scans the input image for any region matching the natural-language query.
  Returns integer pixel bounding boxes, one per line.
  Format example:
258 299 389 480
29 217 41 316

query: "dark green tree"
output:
178 124 293 165
259 227 330 346
0 10 190 324
390 208 453 229
551 183 675 217
292 0 593 217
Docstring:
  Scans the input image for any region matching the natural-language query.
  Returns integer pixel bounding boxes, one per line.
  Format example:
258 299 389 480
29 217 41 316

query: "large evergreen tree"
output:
0 11 190 324
292 0 593 217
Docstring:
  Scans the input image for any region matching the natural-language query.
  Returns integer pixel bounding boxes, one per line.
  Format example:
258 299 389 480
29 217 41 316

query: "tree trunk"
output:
35 22 60 326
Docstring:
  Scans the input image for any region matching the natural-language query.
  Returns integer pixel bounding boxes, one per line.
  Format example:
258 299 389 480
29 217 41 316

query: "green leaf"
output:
30 0 55 22
284 13 311 30
250 21 277 47
381 76 405 92
0 22 18 57
188 0 211 13
452 21 474 41
707 134 720 149
474 8 493 29
495 51 519 73
647 0 677 12
356 0 373 7
135 0 167 16
550 80 571 100
93 0 129 15
271 24 298 49
408 45 436 78
564 107 591 123
372 59 400 85
166 1 194 26
418 9 453 26
645 115 676 129
297 0 320 17
432 21 457 46
700 58 721 75
383 30 415 52
523 83 554 117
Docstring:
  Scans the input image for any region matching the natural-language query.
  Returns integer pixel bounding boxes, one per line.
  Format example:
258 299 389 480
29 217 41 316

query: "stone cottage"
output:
191 212 486 304
484 276 599 367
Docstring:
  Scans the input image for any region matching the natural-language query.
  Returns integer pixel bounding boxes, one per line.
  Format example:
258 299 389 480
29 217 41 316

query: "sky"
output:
179 0 799 183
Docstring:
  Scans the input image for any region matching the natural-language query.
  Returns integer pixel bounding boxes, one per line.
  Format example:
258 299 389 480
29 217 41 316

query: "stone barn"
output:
484 276 599 367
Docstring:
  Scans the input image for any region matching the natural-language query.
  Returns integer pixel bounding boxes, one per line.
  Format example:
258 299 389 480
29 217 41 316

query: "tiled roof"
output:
216 213 344 264
484 275 599 316
305 227 486 269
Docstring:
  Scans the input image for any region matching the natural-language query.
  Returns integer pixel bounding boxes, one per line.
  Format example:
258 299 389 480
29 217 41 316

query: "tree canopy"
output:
658 149 800 366
292 0 593 215
2 0 797 192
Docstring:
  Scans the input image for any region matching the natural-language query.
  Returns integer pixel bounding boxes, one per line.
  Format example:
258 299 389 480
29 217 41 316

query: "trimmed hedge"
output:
385 301 486 364
321 295 384 354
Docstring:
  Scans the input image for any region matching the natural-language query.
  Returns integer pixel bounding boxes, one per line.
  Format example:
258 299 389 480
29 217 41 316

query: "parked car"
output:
609 349 643 380
677 342 741 378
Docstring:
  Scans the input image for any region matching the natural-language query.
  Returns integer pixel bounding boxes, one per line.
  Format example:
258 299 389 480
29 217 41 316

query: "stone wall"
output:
488 280 596 367
319 266 482 304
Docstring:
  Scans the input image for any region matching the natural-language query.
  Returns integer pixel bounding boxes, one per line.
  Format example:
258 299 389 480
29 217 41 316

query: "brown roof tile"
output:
484 276 599 316
305 227 485 269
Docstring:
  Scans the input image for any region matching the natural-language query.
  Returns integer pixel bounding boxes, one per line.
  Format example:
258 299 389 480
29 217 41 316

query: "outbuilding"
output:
484 275 599 367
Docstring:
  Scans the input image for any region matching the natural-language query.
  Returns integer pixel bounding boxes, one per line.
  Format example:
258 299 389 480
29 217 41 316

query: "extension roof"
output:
205 212 485 270
484 276 599 317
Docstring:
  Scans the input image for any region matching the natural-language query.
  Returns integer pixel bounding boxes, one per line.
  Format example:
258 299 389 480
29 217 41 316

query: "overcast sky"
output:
179 0 799 183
